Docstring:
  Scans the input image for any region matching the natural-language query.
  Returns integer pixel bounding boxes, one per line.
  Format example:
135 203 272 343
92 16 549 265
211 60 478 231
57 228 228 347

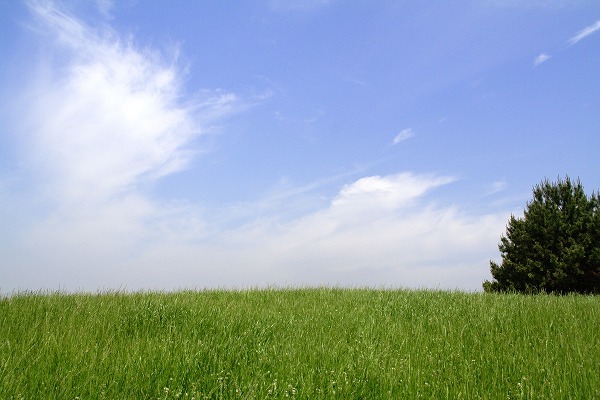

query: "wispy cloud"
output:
481 180 508 197
332 173 453 209
22 1 237 204
1 2 511 292
568 19 600 46
345 77 369 87
392 128 415 145
182 172 507 290
533 53 551 67
532 20 599 68
0 2 240 290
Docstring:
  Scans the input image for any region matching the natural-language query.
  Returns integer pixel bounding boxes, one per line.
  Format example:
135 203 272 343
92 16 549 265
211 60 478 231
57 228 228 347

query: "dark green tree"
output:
484 176 599 294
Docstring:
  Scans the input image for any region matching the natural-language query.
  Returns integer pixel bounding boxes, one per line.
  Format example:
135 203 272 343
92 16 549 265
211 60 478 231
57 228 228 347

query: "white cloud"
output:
3 168 509 291
0 2 239 291
0 3 510 293
533 53 551 67
119 172 506 291
332 173 454 210
569 20 600 46
392 128 415 145
188 172 507 290
481 180 508 197
20 2 237 204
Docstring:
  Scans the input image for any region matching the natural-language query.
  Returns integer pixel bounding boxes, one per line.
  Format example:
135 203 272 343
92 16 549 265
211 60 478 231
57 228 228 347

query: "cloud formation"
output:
1 2 511 293
568 19 600 46
22 2 237 205
127 172 507 290
532 20 599 68
482 180 508 197
392 128 415 145
0 2 238 290
533 53 551 67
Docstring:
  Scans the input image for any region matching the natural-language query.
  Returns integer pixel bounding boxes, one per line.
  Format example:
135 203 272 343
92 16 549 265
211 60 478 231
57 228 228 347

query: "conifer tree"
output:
484 176 599 294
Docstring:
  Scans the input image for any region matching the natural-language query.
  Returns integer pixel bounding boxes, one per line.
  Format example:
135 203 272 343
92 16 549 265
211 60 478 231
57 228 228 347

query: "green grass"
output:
1 288 598 399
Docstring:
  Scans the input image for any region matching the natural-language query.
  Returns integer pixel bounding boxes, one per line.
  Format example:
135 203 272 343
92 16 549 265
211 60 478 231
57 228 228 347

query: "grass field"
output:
0 288 598 399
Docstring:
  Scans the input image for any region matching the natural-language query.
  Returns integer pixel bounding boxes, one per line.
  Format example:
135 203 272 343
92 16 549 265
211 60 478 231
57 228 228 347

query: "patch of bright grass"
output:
1 288 598 399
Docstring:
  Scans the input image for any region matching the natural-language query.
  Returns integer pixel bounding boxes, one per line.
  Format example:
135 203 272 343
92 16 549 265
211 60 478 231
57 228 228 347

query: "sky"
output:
0 1 598 293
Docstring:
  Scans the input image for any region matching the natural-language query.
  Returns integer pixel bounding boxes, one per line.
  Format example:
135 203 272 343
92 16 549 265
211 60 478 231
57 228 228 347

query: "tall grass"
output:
1 288 598 399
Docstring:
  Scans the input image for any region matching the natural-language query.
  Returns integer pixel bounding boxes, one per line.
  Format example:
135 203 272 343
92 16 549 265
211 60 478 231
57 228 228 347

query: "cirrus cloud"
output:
0 1 239 291
0 2 511 293
568 19 600 46
392 128 415 145
20 1 238 204
533 53 551 67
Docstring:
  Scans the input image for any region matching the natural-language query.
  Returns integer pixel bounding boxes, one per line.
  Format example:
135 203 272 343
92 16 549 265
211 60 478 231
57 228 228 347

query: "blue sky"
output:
1 0 598 292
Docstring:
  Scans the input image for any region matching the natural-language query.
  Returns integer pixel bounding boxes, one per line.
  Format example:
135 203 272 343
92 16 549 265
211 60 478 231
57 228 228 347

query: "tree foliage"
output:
484 176 599 294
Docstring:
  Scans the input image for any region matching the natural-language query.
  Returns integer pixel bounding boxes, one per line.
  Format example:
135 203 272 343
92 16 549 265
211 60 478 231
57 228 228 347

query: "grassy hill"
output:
1 288 598 399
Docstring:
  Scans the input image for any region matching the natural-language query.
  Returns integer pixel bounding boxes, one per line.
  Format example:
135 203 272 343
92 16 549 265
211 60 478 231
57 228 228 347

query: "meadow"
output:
0 288 598 399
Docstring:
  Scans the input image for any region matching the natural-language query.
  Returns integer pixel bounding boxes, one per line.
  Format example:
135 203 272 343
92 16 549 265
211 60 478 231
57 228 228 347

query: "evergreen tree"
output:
484 176 599 294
